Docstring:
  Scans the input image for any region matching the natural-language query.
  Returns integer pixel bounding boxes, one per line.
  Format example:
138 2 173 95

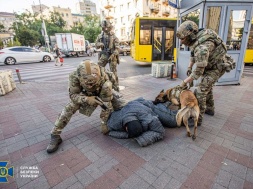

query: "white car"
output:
0 46 54 65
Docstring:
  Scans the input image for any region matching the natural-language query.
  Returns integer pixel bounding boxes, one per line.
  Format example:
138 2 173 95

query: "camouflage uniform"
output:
95 20 120 91
47 60 125 153
176 21 235 124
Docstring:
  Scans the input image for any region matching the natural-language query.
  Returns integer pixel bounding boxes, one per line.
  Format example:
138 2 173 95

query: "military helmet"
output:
101 19 112 32
77 60 101 89
176 20 199 46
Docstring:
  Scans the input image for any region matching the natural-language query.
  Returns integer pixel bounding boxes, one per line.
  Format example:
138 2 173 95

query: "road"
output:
0 55 152 82
1 55 253 82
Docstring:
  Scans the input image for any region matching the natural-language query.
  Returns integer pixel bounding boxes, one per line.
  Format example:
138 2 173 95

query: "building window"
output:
121 17 124 23
66 13 68 17
146 0 148 6
62 13 64 17
128 15 131 21
120 5 123 11
121 28 125 36
127 2 130 9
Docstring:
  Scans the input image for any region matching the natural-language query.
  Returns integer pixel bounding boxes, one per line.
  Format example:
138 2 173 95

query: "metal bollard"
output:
168 56 176 80
15 68 23 84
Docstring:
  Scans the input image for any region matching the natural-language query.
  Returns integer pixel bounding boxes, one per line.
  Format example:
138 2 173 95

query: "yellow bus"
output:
130 17 177 64
244 20 253 64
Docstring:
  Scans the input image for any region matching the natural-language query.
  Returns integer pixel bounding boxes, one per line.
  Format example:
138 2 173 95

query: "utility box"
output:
151 62 172 78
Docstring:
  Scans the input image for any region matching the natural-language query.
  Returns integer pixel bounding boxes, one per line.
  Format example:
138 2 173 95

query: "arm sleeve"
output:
68 72 86 104
109 131 129 139
190 45 209 80
113 35 120 55
135 117 165 147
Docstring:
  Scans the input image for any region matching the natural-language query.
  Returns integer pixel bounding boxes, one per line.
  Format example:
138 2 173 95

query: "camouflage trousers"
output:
195 66 226 120
98 53 119 89
51 101 113 135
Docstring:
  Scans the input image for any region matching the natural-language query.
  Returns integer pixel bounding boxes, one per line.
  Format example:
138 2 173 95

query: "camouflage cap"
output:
176 20 198 39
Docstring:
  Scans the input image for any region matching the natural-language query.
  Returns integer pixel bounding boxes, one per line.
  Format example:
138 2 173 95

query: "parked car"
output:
0 46 54 65
118 45 130 56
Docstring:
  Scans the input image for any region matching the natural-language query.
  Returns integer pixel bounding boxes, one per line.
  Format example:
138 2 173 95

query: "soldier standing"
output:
95 19 120 91
176 20 235 126
47 60 124 153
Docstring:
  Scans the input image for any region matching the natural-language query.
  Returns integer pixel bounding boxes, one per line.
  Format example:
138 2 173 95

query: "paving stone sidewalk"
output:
0 74 253 189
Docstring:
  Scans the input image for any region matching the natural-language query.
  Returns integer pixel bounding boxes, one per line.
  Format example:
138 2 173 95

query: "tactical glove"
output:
179 81 188 90
186 67 192 76
85 96 102 106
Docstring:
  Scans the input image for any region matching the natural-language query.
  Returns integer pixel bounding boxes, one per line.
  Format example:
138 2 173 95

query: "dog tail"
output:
176 106 189 126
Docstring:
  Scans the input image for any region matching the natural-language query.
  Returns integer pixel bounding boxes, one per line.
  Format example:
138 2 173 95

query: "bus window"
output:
140 24 151 45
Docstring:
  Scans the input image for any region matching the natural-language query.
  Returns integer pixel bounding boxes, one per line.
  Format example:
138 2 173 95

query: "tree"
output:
83 15 101 43
12 11 66 46
16 28 40 46
7 38 21 47
0 23 6 32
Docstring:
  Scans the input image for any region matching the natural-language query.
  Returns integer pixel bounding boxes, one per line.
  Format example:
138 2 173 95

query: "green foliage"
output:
49 11 66 28
16 28 40 46
0 23 6 32
0 39 3 48
7 38 21 47
182 9 200 26
12 11 66 46
83 15 101 42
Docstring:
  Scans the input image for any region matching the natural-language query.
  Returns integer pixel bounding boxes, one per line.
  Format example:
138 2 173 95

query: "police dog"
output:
154 87 200 140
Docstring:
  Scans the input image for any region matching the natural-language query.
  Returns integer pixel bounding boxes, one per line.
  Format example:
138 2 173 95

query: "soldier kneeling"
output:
46 60 124 153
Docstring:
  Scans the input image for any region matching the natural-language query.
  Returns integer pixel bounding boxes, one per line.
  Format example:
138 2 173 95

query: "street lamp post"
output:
39 0 50 52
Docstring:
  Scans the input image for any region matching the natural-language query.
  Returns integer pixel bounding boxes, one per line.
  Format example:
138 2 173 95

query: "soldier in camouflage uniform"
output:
176 20 235 126
95 19 120 91
47 60 123 153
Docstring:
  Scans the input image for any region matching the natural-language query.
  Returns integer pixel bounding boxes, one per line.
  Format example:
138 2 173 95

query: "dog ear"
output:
160 89 164 93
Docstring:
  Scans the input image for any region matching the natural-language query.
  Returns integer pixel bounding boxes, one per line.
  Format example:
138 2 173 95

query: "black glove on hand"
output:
186 67 192 76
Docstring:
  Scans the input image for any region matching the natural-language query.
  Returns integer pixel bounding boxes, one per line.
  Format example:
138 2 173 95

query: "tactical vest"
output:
190 29 227 69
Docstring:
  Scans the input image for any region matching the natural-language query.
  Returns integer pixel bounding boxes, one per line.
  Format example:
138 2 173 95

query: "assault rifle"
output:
95 96 108 110
101 31 111 59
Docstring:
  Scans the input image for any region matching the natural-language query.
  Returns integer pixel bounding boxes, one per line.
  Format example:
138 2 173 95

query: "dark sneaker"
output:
205 109 214 116
46 134 62 153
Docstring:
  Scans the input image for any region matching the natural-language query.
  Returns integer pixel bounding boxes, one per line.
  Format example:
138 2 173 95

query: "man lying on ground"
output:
107 97 178 147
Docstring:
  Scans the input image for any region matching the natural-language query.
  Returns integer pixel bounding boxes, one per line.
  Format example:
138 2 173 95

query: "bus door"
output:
153 27 175 61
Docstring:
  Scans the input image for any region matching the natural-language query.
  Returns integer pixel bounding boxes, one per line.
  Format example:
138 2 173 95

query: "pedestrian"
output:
176 20 235 126
54 44 62 66
95 19 120 91
107 97 178 147
46 60 125 153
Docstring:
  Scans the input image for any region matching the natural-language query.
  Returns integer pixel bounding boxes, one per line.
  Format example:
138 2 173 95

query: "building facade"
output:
76 0 97 15
31 4 49 15
98 0 177 42
42 6 74 29
0 12 15 31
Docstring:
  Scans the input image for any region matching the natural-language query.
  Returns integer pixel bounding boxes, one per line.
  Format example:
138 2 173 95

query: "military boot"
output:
197 116 202 126
46 134 62 153
205 109 215 116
